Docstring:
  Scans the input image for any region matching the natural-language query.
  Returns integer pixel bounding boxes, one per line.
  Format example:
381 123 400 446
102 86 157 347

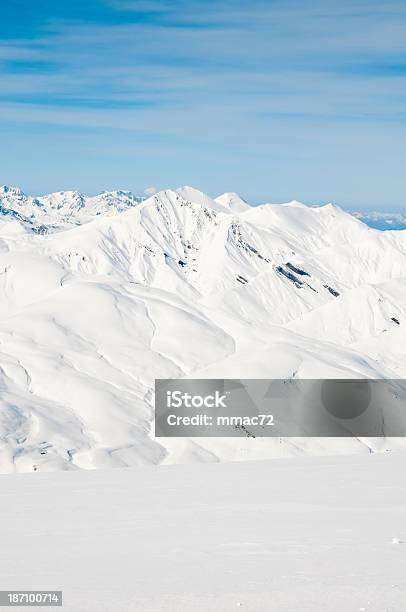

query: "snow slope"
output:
0 185 406 472
1 453 405 611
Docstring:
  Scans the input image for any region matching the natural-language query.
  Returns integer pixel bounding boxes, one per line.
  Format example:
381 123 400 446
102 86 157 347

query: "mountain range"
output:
0 184 405 472
352 210 406 231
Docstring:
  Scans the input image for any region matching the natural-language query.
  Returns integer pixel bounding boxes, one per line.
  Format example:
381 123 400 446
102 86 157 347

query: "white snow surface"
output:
0 453 405 611
1 184 406 472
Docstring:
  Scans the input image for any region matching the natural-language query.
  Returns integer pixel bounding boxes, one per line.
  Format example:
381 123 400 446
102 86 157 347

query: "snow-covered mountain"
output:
0 184 143 231
0 184 405 472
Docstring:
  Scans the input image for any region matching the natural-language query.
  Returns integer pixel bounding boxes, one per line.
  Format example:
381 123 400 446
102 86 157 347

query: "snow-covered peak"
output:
175 185 231 214
214 192 250 213
281 199 309 208
0 184 26 197
38 190 86 212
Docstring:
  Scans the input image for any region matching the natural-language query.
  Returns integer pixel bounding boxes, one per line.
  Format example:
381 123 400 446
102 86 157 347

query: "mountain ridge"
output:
2 183 406 234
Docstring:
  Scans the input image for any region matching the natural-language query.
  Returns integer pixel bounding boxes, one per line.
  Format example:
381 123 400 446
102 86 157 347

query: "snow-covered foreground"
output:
1 184 406 471
1 452 405 611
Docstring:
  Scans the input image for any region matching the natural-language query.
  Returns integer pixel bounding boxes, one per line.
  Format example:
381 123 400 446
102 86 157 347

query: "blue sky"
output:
1 0 405 209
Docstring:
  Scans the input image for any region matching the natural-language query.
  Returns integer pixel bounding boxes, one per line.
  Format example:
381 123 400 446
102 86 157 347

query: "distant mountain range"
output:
351 210 406 231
